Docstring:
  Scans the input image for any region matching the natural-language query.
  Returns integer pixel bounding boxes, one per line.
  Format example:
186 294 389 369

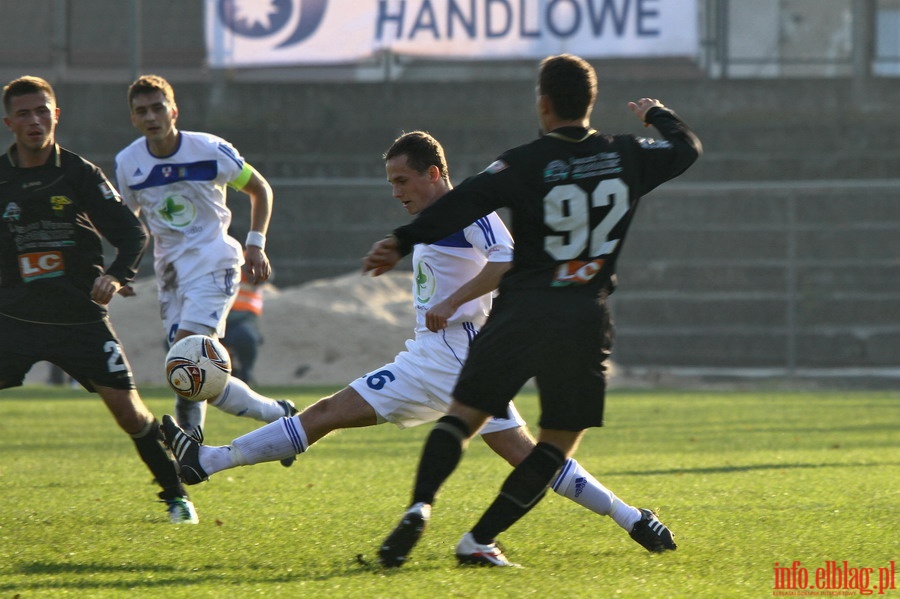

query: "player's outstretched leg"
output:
378 502 431 568
161 415 210 485
629 508 677 552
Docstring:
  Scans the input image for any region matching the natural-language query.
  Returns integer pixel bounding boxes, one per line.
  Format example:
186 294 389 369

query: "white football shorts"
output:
350 325 526 434
159 266 240 345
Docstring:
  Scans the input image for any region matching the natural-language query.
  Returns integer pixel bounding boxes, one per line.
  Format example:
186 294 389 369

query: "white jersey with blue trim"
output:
114 131 245 282
411 211 513 336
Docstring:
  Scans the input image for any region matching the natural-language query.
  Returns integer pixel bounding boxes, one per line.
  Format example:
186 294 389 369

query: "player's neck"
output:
146 130 180 158
12 142 54 168
426 181 453 208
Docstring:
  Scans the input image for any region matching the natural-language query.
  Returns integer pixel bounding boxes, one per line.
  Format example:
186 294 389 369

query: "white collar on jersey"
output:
544 128 597 143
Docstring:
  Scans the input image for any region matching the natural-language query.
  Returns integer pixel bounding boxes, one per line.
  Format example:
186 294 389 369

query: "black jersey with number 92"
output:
393 106 701 296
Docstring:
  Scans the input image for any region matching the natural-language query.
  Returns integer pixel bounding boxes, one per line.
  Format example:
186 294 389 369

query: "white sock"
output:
226 415 309 467
209 377 286 423
551 458 642 531
198 445 239 475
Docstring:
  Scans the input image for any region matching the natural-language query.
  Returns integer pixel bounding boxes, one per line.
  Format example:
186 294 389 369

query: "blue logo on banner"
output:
218 0 327 47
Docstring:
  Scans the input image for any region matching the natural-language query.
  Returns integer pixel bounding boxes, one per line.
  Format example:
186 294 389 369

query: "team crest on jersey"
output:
543 160 570 183
414 260 436 304
51 195 73 212
2 202 21 222
158 194 197 228
483 159 509 174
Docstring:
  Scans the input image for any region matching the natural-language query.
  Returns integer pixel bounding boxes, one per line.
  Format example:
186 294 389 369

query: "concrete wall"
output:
6 67 900 375
611 180 900 371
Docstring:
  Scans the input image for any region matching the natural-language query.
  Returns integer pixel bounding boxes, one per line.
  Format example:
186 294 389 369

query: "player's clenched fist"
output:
363 235 402 276
91 274 121 305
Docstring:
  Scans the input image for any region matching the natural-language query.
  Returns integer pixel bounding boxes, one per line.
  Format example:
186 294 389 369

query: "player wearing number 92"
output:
366 53 702 567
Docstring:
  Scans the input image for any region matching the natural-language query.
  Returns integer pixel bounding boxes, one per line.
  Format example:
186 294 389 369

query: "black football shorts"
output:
0 313 136 392
452 289 612 431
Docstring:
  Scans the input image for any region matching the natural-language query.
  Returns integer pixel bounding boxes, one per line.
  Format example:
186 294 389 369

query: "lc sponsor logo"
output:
218 0 328 47
552 257 606 286
19 251 65 282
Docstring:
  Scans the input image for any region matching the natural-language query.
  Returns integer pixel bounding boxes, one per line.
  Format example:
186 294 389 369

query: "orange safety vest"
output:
232 276 264 316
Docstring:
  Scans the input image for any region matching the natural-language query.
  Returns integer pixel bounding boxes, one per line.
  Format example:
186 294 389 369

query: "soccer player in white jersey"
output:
161 131 674 559
115 75 295 451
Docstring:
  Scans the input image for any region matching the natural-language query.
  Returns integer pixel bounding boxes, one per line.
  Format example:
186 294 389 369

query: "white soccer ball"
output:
164 335 231 402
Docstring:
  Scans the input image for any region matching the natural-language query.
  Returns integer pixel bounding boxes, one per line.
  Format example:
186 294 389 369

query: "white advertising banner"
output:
206 0 698 67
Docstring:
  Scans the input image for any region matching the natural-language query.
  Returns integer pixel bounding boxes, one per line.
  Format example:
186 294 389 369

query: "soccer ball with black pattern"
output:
165 335 231 402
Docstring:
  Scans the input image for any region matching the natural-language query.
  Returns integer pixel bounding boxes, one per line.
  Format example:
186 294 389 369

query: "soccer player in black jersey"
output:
365 54 702 567
0 76 198 524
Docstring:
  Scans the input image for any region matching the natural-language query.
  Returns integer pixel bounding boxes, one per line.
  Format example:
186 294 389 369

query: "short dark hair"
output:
127 74 176 108
383 131 450 182
538 54 597 121
3 76 56 114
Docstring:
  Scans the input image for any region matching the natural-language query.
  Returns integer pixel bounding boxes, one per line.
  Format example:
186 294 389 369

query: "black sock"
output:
131 419 187 500
470 442 566 544
411 415 470 506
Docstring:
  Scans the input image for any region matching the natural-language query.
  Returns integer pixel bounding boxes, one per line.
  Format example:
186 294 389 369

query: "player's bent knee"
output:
482 428 535 467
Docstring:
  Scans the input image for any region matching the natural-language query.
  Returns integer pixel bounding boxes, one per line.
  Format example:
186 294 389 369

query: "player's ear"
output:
538 94 553 118
427 164 441 183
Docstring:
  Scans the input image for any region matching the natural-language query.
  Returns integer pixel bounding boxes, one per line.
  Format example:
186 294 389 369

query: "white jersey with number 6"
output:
349 211 517 431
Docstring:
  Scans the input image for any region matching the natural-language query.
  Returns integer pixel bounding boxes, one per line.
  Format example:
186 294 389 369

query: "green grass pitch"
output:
1 385 898 598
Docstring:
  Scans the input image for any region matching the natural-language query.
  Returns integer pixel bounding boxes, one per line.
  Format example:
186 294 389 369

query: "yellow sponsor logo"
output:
50 195 72 211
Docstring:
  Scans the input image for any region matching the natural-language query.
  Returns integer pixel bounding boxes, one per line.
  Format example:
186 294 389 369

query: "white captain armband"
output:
246 231 266 250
